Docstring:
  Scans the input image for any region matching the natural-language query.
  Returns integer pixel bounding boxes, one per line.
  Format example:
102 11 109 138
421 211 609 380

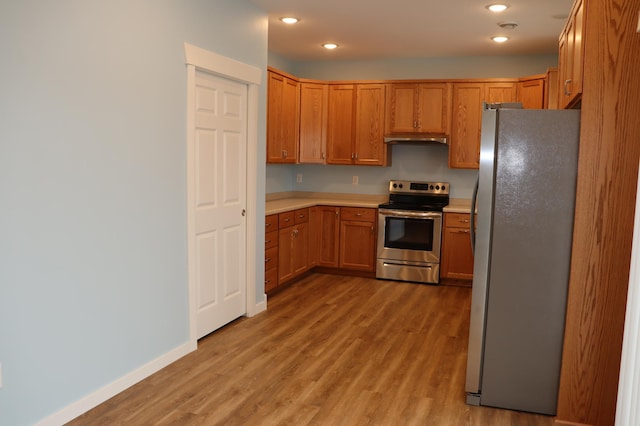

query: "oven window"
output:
385 217 434 251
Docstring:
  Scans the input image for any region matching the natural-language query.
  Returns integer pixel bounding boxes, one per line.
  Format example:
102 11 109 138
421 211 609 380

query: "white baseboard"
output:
35 340 197 426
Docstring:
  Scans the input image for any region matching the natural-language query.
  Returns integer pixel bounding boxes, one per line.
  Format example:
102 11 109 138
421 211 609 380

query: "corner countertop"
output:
266 192 386 215
266 192 474 215
443 199 474 214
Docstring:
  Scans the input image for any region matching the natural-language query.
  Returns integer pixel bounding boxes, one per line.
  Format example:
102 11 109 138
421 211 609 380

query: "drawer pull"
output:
265 258 271 262
265 239 271 244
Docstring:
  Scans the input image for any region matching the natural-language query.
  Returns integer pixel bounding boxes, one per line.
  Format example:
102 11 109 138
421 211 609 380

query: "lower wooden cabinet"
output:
266 206 377 292
440 212 475 280
339 207 377 272
264 214 279 292
278 208 309 285
309 206 341 267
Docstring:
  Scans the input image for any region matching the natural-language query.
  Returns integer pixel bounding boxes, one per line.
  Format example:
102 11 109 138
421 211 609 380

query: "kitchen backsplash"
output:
266 143 477 199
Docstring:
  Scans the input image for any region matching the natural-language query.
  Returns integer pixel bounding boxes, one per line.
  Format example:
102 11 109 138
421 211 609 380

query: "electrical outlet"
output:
352 176 359 185
296 173 302 183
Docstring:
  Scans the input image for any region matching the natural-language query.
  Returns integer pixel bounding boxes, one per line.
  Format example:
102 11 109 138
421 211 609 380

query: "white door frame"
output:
184 43 262 343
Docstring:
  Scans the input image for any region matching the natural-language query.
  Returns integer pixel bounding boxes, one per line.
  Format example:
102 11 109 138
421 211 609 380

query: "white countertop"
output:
266 192 474 215
443 198 474 214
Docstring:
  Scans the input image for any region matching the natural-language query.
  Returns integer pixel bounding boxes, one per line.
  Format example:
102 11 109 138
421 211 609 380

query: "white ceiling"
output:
249 0 574 61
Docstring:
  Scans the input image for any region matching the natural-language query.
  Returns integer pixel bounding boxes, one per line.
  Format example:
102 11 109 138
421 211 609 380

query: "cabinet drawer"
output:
294 208 309 224
265 214 278 231
265 230 278 249
265 267 278 293
279 211 295 228
445 212 471 228
265 246 278 271
340 207 376 222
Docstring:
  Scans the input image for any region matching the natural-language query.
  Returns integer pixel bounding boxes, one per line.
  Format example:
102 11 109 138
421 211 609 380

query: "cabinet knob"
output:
282 149 288 158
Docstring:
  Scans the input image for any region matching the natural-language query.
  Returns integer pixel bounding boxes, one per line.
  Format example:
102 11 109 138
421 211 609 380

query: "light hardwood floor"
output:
68 273 555 425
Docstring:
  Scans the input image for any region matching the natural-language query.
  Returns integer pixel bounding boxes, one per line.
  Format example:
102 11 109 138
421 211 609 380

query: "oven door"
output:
377 208 442 264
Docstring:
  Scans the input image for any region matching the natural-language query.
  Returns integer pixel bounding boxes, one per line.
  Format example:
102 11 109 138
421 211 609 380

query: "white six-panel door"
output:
192 69 247 339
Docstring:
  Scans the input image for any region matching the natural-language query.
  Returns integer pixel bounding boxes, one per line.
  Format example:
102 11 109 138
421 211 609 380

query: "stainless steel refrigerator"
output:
465 104 581 415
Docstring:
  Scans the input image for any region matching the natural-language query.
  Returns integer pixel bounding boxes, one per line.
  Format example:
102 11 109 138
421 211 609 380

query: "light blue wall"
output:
266 54 557 197
0 1 267 424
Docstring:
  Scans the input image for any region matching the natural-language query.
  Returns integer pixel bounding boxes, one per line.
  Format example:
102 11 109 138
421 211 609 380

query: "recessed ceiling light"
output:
487 4 509 12
323 43 338 50
491 36 510 43
280 17 299 24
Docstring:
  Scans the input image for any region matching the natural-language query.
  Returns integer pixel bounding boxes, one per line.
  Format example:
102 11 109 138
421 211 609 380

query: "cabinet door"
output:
292 223 309 276
327 85 356 165
267 71 299 163
339 220 376 271
441 224 474 280
386 84 419 133
450 83 484 169
316 206 341 267
299 82 328 164
559 0 584 109
518 78 546 109
485 82 517 104
418 83 450 134
278 226 295 284
354 84 387 166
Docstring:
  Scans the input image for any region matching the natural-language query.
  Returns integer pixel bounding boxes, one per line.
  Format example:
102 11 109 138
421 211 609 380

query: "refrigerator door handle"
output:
470 176 479 255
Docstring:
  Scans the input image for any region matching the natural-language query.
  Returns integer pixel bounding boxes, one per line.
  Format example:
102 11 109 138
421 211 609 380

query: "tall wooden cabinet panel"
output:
339 207 376 272
299 82 328 164
354 84 387 166
267 70 299 163
327 85 356 165
449 82 517 169
385 83 450 135
450 83 484 169
558 0 584 109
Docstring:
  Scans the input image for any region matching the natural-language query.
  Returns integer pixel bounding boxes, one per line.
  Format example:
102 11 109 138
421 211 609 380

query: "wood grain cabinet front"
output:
558 0 584 109
299 82 328 164
327 84 388 166
277 209 309 285
265 214 279 292
339 207 377 272
440 212 475 280
267 69 300 164
449 82 517 169
385 82 451 135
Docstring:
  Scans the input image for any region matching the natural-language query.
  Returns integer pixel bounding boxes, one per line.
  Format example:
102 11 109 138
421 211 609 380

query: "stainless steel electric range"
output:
376 180 450 284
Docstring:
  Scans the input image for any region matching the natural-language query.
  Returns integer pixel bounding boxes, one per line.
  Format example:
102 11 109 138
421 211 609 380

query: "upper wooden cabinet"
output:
327 83 388 166
558 0 584 109
518 75 546 109
299 82 328 164
449 82 517 169
267 70 299 163
385 83 451 134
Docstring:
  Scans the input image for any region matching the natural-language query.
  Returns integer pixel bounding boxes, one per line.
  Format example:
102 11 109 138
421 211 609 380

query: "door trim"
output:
184 43 263 343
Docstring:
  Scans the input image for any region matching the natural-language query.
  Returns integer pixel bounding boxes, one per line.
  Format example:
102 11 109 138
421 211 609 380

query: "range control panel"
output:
388 180 449 195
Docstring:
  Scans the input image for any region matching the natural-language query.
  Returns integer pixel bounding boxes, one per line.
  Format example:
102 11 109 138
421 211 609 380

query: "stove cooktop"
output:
379 180 450 212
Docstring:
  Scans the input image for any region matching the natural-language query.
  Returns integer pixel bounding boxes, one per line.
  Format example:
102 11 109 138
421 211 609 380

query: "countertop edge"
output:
266 194 473 215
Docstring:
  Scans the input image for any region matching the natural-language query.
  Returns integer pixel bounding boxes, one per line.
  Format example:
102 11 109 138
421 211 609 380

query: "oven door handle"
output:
378 209 442 219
